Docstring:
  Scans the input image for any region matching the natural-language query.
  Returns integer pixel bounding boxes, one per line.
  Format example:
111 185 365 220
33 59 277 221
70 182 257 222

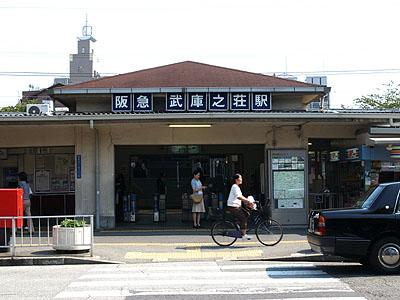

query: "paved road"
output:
0 261 370 300
92 228 310 263
320 262 400 300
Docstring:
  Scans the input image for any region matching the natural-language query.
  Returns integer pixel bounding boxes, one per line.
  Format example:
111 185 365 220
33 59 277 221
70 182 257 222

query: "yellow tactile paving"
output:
96 240 306 247
124 249 264 261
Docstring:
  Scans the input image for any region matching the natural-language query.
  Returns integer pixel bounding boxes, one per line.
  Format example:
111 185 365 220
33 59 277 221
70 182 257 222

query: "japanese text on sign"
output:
112 92 271 112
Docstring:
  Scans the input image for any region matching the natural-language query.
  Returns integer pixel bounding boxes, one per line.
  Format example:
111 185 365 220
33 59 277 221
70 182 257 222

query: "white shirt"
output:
227 184 243 208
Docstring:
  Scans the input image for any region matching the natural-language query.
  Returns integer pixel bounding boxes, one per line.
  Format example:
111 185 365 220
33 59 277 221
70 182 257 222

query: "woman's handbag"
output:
190 194 203 204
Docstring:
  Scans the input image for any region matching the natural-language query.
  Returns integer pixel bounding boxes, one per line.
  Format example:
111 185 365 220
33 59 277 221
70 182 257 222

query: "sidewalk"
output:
0 227 346 265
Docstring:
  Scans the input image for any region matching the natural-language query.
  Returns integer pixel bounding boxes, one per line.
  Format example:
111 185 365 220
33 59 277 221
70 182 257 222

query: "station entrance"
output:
114 145 265 228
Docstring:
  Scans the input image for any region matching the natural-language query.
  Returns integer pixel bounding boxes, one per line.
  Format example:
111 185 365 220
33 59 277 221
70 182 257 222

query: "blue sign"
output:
76 155 81 179
252 93 272 110
166 93 185 112
133 93 153 112
209 92 228 111
112 94 132 112
231 92 250 110
187 92 207 111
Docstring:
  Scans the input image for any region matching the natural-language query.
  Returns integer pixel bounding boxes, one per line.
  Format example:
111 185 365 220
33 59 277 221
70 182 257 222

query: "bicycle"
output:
211 200 283 247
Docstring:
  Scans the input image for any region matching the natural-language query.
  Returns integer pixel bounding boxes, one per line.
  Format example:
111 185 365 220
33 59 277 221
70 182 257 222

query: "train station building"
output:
0 61 398 229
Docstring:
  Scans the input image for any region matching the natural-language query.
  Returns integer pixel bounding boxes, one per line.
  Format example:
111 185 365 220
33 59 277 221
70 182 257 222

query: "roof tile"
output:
60 61 319 89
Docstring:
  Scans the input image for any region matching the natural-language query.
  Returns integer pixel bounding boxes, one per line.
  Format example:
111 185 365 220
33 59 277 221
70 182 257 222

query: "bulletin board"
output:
35 153 74 193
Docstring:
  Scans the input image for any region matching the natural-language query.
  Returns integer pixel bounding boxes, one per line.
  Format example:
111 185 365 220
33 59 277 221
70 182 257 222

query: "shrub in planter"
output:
60 219 86 228
52 219 91 251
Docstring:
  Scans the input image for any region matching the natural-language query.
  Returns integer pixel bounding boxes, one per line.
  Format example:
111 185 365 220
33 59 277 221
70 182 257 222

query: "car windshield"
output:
354 185 384 209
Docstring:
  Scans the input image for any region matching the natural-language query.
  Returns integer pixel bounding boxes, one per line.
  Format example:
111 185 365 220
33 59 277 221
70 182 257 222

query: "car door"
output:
366 183 400 238
394 184 400 227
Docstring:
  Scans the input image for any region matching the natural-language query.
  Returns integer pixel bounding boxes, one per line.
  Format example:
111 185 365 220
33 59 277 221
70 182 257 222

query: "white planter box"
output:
52 225 91 251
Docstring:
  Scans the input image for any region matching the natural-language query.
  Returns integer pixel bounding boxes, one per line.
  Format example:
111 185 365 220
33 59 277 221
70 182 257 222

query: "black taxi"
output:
308 182 400 273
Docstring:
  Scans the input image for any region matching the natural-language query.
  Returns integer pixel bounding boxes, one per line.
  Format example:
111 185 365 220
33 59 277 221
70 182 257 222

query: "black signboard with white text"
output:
166 93 185 112
133 93 153 112
112 94 132 112
111 92 271 113
187 92 207 111
209 92 229 111
252 93 272 110
231 92 250 110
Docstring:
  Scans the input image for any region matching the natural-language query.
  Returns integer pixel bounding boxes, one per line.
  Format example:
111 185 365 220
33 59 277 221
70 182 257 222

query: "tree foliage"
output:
353 81 400 109
0 99 41 112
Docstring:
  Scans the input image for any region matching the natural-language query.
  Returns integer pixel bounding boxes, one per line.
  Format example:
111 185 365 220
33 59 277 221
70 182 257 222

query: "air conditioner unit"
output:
26 104 51 115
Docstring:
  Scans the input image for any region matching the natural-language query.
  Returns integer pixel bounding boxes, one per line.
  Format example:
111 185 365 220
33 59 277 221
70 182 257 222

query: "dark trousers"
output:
227 206 249 230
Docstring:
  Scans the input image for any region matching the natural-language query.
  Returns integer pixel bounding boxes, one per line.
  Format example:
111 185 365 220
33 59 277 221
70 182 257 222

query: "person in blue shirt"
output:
18 172 34 233
191 170 206 228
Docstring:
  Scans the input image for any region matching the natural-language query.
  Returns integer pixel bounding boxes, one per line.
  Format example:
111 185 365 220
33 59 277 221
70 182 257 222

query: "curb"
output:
0 256 121 266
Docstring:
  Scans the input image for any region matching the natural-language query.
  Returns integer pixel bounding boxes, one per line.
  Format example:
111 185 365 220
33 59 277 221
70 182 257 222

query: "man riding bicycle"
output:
226 174 254 240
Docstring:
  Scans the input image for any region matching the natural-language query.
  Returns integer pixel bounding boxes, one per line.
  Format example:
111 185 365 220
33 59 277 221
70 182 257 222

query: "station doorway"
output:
114 145 265 228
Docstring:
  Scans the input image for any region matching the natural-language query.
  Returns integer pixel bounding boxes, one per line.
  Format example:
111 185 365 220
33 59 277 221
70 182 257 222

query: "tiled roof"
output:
59 61 319 89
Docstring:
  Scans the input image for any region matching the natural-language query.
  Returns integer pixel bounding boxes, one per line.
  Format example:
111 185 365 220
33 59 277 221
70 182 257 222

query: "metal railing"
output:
0 215 94 257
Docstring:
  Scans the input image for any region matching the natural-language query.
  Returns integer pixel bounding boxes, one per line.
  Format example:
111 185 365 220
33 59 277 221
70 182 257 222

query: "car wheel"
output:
368 237 400 274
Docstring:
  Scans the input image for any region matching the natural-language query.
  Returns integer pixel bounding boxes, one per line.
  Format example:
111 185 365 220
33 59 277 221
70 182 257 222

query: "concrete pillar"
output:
74 126 96 215
98 126 115 229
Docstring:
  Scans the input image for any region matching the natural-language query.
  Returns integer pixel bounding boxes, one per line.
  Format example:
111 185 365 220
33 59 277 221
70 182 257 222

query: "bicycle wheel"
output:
211 220 238 247
256 219 283 246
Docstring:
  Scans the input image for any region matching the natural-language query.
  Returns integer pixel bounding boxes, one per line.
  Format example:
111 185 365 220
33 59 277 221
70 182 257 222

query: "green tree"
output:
0 99 41 112
353 81 400 109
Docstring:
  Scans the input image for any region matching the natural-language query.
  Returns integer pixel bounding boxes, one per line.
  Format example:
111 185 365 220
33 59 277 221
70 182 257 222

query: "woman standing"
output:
18 172 34 233
191 170 206 228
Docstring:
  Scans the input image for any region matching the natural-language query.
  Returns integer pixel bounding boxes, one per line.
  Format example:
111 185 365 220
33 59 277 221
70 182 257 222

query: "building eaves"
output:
0 110 397 123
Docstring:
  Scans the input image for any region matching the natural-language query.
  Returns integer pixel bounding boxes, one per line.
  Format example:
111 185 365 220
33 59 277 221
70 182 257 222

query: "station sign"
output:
187 92 207 111
166 93 185 112
112 92 272 113
112 94 131 112
209 92 228 111
133 93 153 112
252 93 272 110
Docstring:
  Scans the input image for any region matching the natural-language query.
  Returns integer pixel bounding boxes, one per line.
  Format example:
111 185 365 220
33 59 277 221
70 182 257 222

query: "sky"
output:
1 0 400 109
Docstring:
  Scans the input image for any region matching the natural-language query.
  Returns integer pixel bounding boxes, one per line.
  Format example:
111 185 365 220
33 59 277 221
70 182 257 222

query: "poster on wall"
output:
35 170 50 192
55 155 70 174
51 175 69 192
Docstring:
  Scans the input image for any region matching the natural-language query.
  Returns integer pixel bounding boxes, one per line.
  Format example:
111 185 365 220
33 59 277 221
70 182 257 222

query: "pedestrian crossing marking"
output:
55 262 367 299
124 249 263 261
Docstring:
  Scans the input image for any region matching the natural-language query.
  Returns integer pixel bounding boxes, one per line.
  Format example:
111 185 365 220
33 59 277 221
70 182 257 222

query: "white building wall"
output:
0 125 75 147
